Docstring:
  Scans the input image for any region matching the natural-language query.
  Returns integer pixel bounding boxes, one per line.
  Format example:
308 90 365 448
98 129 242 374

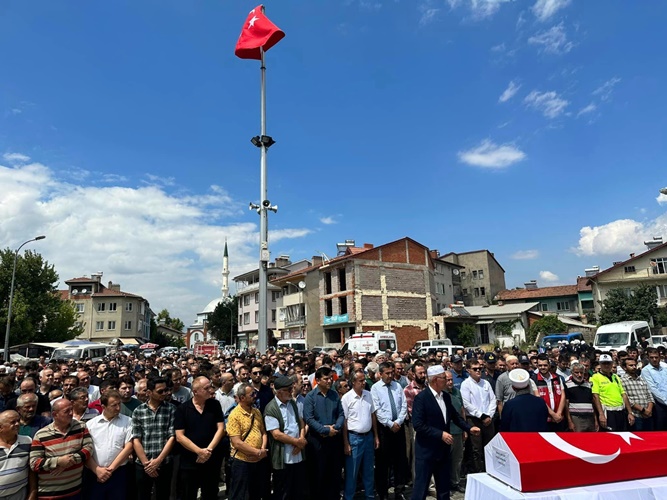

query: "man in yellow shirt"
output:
591 354 634 432
226 382 267 500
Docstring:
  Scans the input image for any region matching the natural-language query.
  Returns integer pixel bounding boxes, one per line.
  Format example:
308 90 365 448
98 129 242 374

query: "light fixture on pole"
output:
3 235 46 361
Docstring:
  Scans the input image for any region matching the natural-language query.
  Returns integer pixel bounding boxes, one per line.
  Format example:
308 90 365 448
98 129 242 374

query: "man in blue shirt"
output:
303 366 344 500
641 347 667 430
371 362 409 500
449 355 468 390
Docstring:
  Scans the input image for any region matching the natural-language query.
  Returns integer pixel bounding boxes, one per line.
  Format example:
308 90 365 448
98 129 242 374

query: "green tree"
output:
456 323 477 347
527 315 567 346
149 318 185 348
494 319 519 337
155 308 185 332
207 298 237 344
1 249 82 346
599 284 658 325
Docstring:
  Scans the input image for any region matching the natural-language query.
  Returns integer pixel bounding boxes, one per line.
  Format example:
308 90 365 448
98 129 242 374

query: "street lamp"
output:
3 235 46 361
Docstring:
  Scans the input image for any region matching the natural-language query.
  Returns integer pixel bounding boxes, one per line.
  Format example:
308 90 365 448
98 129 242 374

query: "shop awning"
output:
120 338 141 345
476 320 495 325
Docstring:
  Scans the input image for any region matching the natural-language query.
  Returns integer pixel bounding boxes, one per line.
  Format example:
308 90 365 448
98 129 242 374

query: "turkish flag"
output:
235 5 285 60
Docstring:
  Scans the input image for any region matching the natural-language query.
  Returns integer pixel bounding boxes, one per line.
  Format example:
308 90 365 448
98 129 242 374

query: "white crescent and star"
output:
538 432 643 465
248 15 259 29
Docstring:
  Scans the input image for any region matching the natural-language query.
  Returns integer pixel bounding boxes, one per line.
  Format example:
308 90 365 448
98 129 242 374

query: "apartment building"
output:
441 250 506 306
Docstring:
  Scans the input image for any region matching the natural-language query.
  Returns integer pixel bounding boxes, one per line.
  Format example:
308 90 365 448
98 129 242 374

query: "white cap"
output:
599 354 613 363
427 365 445 377
509 368 530 389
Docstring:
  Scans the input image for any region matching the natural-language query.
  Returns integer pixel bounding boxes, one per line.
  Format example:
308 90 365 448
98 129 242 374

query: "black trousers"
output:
411 456 451 500
653 401 667 431
272 461 305 500
306 433 343 500
375 424 407 497
229 458 262 500
135 461 173 500
605 409 628 432
180 459 223 500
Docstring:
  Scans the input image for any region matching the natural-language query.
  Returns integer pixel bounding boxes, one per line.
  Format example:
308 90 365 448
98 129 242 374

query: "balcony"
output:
284 317 306 328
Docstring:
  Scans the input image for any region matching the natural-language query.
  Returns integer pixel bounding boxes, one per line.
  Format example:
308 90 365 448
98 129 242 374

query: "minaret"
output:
221 239 230 299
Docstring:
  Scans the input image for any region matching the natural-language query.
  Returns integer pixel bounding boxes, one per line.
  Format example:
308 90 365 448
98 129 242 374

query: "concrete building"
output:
587 237 667 319
495 281 583 318
62 273 152 344
441 250 506 307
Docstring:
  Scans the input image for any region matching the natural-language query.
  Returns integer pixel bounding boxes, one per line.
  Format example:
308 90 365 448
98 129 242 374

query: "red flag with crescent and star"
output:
235 5 285 60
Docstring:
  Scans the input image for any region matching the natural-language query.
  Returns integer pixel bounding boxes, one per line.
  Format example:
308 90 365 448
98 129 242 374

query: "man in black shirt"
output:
174 376 225 500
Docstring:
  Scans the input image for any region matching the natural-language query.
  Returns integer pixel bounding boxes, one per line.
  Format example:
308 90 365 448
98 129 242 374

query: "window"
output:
76 303 84 313
243 295 250 306
339 296 348 314
339 268 347 292
474 288 480 297
478 269 484 279
652 258 667 275
462 288 469 297
624 265 636 273
581 300 594 310
108 321 116 330
124 320 132 330
324 272 332 294
472 271 478 280
541 303 549 312
272 291 280 302
556 302 570 311
480 287 486 296
271 309 276 321
325 299 333 317
254 311 259 323
254 292 259 304
657 285 667 299
238 314 242 325
109 302 117 311
95 321 104 331
460 271 466 280
243 313 250 325
125 302 133 312
97 302 106 312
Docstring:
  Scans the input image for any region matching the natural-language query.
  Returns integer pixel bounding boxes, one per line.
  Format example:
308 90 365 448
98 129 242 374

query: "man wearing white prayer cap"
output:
499 369 548 433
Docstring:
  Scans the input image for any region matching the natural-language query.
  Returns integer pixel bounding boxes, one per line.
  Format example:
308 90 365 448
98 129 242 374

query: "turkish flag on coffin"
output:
235 5 285 60
485 432 667 492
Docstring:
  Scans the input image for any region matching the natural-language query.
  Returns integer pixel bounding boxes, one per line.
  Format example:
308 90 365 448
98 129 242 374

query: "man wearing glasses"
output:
460 359 496 473
250 363 273 413
132 377 176 500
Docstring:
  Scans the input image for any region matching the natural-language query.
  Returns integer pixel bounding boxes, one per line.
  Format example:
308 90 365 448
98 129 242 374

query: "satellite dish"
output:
452 269 460 276
72 289 78 295
298 281 306 289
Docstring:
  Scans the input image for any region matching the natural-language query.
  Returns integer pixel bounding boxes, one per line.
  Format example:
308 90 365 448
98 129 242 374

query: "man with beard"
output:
565 362 597 432
119 375 141 417
16 393 50 438
403 361 426 484
534 354 567 432
621 357 654 431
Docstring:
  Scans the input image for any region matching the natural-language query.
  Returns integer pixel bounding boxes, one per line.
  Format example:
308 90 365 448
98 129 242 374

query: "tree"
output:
527 315 567 346
599 284 659 325
456 323 477 347
149 318 185 348
207 298 238 345
0 249 82 346
155 308 185 332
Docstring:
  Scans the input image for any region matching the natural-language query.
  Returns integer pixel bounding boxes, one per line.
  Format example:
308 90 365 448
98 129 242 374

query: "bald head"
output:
0 410 20 437
52 398 72 414
0 410 19 425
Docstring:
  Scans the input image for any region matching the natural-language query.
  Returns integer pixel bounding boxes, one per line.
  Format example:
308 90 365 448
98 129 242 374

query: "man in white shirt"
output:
342 369 379 500
460 359 496 473
85 389 134 498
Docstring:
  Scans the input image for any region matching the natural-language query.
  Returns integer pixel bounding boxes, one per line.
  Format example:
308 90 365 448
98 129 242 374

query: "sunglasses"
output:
251 371 262 375
469 368 482 372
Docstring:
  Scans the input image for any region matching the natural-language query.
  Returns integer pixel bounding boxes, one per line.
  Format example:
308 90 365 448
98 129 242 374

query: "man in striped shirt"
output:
0 410 35 500
29 398 93 499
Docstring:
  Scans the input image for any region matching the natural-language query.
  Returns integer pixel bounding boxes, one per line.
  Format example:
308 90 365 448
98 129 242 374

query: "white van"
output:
277 339 307 351
593 321 651 352
416 344 465 358
413 338 453 351
50 343 110 362
341 331 397 354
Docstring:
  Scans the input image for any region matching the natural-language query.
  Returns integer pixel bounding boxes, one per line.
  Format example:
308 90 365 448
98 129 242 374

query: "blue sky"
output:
2 0 667 324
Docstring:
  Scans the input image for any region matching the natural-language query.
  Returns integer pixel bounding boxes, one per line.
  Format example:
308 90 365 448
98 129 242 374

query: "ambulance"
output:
340 331 397 354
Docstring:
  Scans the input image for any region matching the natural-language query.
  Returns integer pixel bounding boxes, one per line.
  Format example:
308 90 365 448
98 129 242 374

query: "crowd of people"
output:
0 339 666 500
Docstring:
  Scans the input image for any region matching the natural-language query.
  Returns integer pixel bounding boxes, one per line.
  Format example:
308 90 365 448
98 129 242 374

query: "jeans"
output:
631 415 654 431
344 432 375 500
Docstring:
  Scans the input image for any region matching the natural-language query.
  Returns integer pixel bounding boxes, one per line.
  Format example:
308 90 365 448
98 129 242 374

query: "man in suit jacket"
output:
411 365 481 500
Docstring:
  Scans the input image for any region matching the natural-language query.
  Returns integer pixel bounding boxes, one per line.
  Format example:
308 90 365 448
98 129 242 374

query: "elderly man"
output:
30 399 93 499
10 379 50 417
565 362 597 432
175 376 225 500
68 387 99 422
85 389 134 498
412 366 480 500
16 394 50 438
264 376 307 500
592 354 634 432
495 356 538 416
443 370 466 494
38 369 55 398
499 369 548 432
0 410 36 500
77 370 100 402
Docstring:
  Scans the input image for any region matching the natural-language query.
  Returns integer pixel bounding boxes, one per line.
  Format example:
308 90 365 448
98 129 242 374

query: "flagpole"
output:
257 37 269 354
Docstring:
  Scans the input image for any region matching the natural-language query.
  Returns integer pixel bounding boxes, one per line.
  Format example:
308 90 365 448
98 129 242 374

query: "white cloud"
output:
3 152 31 163
491 43 506 52
572 216 667 256
532 0 571 21
446 0 512 20
499 80 521 103
539 270 559 282
320 216 337 225
101 173 128 183
528 23 574 54
144 173 175 187
0 157 312 324
512 249 539 260
576 103 597 118
592 77 621 101
657 193 667 205
524 90 569 118
458 140 526 169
